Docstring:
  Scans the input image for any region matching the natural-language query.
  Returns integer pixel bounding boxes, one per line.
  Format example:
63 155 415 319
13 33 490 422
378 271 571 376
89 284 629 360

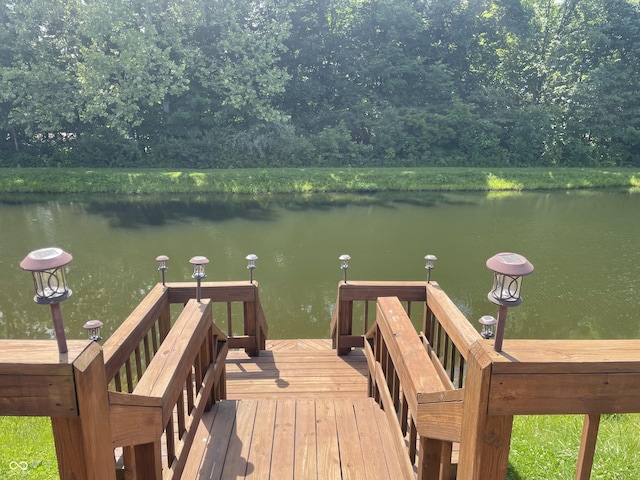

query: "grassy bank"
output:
0 167 639 194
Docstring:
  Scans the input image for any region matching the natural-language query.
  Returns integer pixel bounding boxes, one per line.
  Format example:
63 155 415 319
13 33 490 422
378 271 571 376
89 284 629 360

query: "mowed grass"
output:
508 414 640 479
0 416 58 479
1 413 639 478
0 167 639 194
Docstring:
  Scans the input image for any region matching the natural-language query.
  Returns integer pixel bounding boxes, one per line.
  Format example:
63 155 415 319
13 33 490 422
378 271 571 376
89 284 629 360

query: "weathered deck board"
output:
184 398 415 480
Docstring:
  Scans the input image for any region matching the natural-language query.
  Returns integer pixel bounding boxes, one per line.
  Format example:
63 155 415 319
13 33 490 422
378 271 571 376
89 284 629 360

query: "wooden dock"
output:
181 340 413 479
5 280 635 480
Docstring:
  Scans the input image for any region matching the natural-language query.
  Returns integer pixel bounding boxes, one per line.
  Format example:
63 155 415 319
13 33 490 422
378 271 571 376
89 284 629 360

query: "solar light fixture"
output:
339 254 351 284
156 255 169 286
246 254 258 283
83 320 104 342
190 256 209 302
424 254 437 283
478 315 497 339
486 252 534 352
20 247 73 354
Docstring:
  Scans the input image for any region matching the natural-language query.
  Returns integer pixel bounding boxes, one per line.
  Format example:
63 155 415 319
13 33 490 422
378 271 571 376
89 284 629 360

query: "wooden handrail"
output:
103 283 170 382
166 281 268 356
365 297 464 479
109 299 228 480
459 337 640 479
425 282 481 360
102 281 268 478
103 281 268 394
331 281 427 355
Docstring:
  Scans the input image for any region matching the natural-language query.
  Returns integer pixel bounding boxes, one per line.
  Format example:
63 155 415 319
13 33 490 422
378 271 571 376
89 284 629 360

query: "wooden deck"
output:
181 339 414 479
184 398 412 479
9 281 638 480
226 339 368 400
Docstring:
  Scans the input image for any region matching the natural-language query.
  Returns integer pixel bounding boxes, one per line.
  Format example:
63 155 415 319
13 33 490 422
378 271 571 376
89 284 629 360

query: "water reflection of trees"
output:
34 192 473 228
0 192 479 228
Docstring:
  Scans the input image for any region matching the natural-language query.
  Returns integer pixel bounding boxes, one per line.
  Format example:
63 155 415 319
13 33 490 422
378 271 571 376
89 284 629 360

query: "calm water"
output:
0 189 639 342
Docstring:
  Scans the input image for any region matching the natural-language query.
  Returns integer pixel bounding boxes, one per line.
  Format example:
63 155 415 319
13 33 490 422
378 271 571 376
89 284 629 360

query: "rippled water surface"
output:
1 189 639 341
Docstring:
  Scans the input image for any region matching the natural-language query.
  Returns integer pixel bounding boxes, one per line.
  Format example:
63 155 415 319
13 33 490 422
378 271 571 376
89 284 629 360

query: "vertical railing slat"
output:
125 358 134 393
134 345 143 382
227 302 233 337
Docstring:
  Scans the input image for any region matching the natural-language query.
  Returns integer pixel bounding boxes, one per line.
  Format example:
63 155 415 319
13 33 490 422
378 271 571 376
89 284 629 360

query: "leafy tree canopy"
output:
1 0 639 167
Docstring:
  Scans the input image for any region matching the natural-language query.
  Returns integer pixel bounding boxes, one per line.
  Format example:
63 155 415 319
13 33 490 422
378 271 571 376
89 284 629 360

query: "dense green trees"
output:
1 0 639 167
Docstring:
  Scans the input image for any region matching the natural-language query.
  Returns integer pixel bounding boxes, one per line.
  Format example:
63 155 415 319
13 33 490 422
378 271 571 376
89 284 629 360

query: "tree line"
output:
1 0 639 168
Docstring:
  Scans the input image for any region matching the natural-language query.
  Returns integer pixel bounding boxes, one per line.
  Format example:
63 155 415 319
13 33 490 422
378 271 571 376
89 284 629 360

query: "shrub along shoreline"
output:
0 167 639 194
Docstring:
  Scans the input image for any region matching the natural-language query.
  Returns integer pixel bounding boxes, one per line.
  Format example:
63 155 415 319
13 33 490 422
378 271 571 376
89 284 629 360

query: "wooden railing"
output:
0 280 267 480
102 280 268 479
103 281 268 394
330 281 427 355
423 282 482 389
350 282 640 480
459 339 640 479
103 284 172 393
0 340 117 479
165 281 268 356
108 299 227 480
365 296 465 480
422 281 640 479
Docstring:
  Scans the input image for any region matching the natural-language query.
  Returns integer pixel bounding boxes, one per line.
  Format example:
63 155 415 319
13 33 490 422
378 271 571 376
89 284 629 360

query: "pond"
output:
0 189 639 342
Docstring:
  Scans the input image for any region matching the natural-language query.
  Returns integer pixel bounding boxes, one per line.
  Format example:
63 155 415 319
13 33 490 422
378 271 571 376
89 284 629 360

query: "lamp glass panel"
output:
491 273 522 302
481 324 495 338
33 268 69 300
192 264 206 278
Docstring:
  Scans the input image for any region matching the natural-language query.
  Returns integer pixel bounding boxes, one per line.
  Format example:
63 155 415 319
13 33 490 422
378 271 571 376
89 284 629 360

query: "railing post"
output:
575 414 601 480
332 282 354 355
51 342 116 480
337 296 353 355
418 438 452 480
458 342 513 480
244 291 259 357
126 442 162 480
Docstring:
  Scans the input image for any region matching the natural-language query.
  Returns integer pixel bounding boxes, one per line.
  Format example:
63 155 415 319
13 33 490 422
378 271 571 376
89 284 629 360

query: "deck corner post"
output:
52 341 116 480
244 295 259 357
458 341 513 480
337 297 354 355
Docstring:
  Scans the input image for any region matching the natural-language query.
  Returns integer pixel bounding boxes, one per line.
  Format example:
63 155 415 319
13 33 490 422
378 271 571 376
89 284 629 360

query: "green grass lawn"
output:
509 414 640 479
0 417 58 479
2 413 639 478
